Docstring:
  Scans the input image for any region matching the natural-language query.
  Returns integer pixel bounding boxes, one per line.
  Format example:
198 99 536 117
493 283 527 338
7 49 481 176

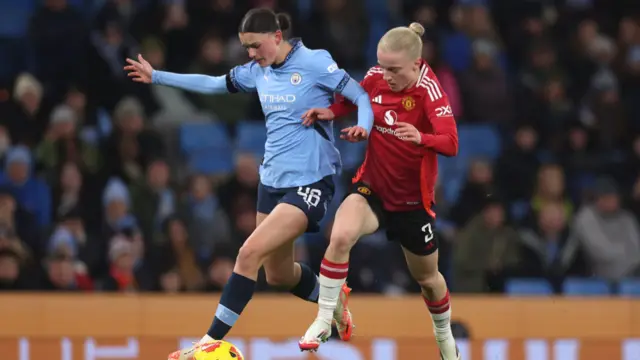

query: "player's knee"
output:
329 230 359 254
236 243 263 273
414 270 442 291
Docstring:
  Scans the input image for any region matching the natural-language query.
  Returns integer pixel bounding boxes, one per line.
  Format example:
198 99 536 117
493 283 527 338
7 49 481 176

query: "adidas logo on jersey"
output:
372 95 382 104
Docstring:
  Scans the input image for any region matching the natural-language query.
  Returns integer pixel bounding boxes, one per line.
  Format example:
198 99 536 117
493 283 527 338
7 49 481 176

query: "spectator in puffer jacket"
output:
571 177 640 280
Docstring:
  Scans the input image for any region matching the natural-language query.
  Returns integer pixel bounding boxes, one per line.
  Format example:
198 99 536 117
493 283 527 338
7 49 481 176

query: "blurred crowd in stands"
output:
0 0 640 296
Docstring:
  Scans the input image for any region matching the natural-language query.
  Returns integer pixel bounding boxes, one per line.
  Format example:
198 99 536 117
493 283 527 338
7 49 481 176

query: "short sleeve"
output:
311 50 351 94
227 61 259 93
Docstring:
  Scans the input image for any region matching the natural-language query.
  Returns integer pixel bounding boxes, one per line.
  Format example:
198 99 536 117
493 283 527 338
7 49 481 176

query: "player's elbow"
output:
440 136 459 157
440 150 457 158
204 75 231 94
449 139 459 157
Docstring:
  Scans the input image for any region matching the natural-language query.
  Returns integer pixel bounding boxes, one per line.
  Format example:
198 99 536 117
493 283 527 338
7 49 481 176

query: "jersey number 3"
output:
421 223 434 243
297 187 322 208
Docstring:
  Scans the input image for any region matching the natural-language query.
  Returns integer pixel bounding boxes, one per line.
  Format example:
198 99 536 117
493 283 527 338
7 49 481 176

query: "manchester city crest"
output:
290 72 302 85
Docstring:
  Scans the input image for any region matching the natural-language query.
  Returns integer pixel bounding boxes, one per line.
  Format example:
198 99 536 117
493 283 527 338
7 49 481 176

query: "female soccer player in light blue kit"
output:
125 8 373 360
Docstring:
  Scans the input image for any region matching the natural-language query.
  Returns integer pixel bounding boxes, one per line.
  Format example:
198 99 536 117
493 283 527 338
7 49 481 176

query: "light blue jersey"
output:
152 39 373 188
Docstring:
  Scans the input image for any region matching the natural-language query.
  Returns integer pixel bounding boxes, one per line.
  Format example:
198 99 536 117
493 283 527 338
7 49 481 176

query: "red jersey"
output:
330 61 458 215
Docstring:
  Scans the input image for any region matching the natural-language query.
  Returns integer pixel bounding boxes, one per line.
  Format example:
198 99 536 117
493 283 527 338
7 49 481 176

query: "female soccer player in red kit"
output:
298 22 460 359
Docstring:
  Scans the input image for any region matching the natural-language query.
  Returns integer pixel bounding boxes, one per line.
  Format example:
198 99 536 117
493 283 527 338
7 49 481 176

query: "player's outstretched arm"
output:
339 78 373 135
327 67 378 122
311 51 373 141
334 78 373 143
303 83 363 126
124 54 231 94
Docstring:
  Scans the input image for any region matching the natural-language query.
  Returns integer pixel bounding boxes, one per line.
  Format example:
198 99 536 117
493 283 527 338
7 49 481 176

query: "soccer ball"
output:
193 340 244 360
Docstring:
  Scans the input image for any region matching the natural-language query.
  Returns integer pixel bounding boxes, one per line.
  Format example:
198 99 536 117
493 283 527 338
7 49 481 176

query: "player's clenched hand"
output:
340 126 368 142
124 54 154 84
301 108 335 126
394 122 422 145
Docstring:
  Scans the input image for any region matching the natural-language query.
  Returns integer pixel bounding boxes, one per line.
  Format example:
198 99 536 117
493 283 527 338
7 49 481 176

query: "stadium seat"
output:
568 173 596 203
0 0 35 38
510 200 530 222
236 121 267 157
437 154 456 179
437 155 459 203
618 278 640 296
436 124 501 204
457 125 502 161
505 278 553 296
562 278 611 296
442 32 472 73
180 122 231 155
442 177 464 204
364 19 389 65
188 147 234 175
537 149 556 163
0 41 16 81
296 0 313 19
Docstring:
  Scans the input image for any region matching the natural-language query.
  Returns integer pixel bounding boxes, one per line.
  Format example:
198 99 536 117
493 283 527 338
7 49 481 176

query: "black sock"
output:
290 262 319 303
207 272 256 339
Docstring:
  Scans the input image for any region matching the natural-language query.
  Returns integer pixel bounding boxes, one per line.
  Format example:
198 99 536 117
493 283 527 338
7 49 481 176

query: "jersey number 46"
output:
297 187 322 208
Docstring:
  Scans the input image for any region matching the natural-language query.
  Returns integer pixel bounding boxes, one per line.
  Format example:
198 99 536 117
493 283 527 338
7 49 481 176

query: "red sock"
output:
423 289 451 314
319 258 349 280
318 258 349 321
423 290 453 341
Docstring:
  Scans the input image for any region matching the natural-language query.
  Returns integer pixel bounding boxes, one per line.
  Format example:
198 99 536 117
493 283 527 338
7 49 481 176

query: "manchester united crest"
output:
402 96 415 111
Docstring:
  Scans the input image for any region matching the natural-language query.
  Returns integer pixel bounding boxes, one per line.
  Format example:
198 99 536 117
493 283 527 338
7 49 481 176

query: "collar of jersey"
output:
271 38 303 69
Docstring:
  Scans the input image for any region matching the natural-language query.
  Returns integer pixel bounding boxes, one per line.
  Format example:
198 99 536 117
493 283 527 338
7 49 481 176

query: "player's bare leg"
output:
403 248 460 360
264 238 353 346
299 194 379 351
262 238 300 288
169 208 307 360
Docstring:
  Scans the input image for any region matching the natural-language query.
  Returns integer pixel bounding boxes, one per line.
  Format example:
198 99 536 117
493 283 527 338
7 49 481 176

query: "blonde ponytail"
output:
408 22 425 37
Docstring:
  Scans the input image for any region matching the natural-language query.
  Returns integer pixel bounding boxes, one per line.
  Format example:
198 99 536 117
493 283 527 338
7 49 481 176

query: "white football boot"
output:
298 283 354 351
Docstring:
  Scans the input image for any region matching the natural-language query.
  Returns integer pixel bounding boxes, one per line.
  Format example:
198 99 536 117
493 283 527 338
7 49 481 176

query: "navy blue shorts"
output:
257 176 335 233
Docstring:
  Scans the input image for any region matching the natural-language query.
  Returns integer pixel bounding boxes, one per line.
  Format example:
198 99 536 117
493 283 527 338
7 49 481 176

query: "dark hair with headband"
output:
238 8 292 37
